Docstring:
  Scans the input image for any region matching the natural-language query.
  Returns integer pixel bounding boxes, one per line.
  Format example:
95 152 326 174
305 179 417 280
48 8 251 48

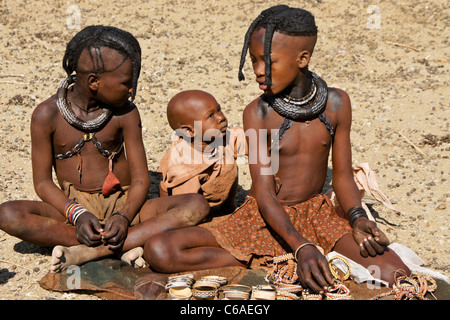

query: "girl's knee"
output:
380 258 411 286
367 250 411 286
144 234 177 273
188 193 209 213
0 201 22 225
180 194 210 226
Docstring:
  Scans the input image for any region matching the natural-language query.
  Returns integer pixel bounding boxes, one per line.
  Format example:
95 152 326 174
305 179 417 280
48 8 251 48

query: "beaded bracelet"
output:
328 256 351 281
192 281 219 300
64 199 88 225
325 282 352 300
221 284 252 300
273 253 295 264
347 206 368 227
200 275 228 286
276 291 300 300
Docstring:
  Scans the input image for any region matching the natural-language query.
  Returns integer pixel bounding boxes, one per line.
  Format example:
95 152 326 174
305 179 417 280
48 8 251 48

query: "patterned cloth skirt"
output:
200 193 352 266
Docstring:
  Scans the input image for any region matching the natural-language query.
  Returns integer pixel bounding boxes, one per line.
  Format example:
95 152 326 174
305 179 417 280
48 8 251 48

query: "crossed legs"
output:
144 228 410 287
0 193 209 272
143 225 244 273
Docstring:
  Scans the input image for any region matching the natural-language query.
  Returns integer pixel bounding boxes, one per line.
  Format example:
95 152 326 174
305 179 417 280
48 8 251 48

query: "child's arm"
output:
330 89 389 257
31 101 104 246
31 102 70 213
102 104 150 249
243 99 334 293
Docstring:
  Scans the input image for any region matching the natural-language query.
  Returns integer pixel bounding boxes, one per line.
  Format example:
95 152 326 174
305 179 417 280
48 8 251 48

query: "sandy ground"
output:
0 0 448 300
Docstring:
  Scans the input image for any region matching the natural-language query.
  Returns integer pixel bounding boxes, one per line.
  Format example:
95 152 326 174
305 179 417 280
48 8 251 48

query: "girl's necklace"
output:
56 75 112 132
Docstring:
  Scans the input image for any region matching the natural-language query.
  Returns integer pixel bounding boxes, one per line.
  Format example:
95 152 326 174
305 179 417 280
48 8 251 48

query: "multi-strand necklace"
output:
56 75 112 132
269 72 331 144
268 71 328 122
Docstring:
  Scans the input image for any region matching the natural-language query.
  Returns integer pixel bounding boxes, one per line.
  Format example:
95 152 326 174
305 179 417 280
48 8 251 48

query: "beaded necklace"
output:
56 75 112 132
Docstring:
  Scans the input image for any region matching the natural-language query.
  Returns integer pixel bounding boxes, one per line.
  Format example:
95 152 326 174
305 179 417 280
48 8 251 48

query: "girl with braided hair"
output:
0 26 209 272
143 6 410 294
236 5 410 291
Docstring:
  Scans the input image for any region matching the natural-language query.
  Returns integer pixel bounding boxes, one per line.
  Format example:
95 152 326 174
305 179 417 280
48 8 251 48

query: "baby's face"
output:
193 97 228 142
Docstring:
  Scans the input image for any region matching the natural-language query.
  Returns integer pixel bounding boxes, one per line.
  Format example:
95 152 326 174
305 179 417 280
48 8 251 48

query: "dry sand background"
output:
0 0 448 299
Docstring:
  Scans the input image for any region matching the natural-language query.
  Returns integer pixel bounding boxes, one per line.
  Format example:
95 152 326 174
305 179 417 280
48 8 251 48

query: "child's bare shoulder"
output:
31 94 59 124
243 94 270 123
327 87 351 112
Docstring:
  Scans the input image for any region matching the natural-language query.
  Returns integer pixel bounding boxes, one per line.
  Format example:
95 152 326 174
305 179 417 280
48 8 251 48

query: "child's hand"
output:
296 245 335 294
101 214 129 251
75 212 103 247
352 218 390 257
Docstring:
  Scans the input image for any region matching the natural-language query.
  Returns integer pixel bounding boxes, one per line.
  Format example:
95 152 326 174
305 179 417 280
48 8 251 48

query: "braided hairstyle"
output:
62 25 142 100
238 5 318 86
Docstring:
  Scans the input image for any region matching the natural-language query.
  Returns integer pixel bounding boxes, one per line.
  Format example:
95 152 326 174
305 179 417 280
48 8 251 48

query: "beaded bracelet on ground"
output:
265 253 303 293
276 291 300 300
324 282 353 300
371 273 437 300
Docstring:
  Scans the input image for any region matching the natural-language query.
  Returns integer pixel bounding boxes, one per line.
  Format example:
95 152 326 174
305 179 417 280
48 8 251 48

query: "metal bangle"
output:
347 206 368 227
294 242 315 262
112 212 131 226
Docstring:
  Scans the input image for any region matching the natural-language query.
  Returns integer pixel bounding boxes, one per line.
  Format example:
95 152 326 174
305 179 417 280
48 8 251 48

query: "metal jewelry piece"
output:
280 78 317 106
268 71 328 121
251 284 277 300
56 75 113 132
221 284 252 300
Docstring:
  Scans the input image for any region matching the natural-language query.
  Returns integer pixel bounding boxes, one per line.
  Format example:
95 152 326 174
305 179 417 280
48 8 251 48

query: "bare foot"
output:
121 247 147 268
50 245 108 272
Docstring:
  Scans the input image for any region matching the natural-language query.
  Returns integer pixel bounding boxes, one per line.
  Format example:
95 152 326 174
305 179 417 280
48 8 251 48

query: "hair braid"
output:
62 25 142 100
238 5 318 85
238 14 265 81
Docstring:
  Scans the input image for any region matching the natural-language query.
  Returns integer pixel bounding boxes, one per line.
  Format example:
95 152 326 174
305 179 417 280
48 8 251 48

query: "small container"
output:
192 280 219 300
251 284 277 300
222 284 252 300
169 287 192 300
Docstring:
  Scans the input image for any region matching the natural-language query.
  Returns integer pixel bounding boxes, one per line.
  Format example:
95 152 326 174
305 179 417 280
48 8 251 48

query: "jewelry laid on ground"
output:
264 252 354 300
370 272 437 300
328 256 351 281
165 274 195 300
163 258 438 300
222 284 252 300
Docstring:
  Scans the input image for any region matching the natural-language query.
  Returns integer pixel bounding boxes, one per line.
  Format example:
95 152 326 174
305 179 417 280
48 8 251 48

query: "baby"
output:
158 90 247 214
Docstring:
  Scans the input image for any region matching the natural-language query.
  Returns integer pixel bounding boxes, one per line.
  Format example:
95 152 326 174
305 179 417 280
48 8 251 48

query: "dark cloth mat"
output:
38 258 450 300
